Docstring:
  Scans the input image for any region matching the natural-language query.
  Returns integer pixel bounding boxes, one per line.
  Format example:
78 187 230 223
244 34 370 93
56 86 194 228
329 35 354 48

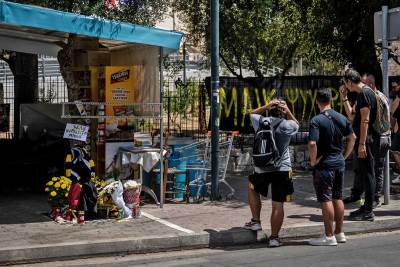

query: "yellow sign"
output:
105 66 135 139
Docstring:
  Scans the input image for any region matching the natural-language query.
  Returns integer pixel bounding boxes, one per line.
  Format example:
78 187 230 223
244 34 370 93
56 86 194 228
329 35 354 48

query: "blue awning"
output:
0 1 183 50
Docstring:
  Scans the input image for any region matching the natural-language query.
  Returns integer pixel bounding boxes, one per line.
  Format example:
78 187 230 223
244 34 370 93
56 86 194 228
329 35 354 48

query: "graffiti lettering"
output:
207 77 343 133
219 87 238 126
218 87 344 133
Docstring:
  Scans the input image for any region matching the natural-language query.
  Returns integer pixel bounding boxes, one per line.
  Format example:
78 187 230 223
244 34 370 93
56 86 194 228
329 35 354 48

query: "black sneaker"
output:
349 211 375 222
343 195 362 204
349 206 365 217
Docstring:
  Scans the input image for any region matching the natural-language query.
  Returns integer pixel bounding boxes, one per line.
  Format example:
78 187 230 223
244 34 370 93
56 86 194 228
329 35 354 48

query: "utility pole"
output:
382 5 390 205
210 0 220 200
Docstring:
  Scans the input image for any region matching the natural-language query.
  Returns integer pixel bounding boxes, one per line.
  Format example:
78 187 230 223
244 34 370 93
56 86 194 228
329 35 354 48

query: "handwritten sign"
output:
63 123 89 142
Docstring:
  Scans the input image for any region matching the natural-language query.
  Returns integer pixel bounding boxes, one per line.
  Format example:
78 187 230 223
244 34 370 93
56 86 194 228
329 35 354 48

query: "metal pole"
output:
211 0 220 200
183 42 187 84
382 5 390 205
159 47 164 208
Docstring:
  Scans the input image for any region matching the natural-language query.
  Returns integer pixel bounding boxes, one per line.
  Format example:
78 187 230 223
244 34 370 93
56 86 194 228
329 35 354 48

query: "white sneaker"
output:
243 219 262 231
392 175 400 184
309 234 338 246
269 237 282 248
335 232 347 243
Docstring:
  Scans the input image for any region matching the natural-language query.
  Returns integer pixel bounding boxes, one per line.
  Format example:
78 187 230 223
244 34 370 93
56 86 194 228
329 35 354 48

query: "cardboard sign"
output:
63 123 89 142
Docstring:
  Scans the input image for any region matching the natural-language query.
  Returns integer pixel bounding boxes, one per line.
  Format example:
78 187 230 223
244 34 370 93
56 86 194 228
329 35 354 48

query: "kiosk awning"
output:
0 1 183 56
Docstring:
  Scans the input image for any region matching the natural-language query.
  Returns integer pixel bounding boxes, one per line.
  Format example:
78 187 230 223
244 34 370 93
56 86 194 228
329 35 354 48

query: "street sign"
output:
374 7 400 43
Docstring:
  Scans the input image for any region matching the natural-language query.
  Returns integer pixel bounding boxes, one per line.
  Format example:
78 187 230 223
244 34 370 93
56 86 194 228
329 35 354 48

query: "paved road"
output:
16 231 400 267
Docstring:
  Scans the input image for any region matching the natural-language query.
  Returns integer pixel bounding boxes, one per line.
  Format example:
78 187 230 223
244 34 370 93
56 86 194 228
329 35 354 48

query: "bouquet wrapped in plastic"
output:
123 180 142 218
102 181 132 219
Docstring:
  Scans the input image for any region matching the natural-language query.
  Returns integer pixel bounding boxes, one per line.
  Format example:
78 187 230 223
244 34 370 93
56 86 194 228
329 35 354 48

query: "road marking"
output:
141 212 195 234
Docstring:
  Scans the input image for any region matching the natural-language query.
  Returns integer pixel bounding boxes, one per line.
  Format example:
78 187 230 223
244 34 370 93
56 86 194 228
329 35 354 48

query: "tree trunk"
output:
57 35 81 102
11 52 38 139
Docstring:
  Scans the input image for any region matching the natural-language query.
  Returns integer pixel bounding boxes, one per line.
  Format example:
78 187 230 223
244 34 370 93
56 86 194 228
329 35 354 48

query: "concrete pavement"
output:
14 231 400 267
1 170 400 264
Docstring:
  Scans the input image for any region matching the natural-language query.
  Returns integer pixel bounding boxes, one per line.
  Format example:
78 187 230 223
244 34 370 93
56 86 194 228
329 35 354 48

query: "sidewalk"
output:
1 170 400 264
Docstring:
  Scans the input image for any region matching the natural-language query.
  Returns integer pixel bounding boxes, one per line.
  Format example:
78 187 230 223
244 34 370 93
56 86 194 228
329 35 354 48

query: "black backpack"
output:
252 117 283 168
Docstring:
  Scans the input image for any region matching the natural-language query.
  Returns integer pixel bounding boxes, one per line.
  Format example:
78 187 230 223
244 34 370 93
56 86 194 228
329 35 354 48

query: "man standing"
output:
243 99 299 248
343 73 390 208
341 69 378 221
308 88 356 246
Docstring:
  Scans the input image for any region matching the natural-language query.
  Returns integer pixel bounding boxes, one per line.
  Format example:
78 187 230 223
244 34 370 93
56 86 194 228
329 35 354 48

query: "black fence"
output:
0 75 68 139
2 74 400 144
162 79 208 139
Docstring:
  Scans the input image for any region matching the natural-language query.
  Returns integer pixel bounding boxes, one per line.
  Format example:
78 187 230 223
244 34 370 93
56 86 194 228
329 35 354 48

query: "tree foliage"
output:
290 0 400 84
174 0 400 84
10 0 169 25
173 0 303 84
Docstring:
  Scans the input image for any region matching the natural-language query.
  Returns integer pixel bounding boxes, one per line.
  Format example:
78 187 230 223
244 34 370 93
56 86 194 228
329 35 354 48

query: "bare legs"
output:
321 199 344 236
333 199 344 234
271 201 284 237
248 185 285 236
248 185 261 221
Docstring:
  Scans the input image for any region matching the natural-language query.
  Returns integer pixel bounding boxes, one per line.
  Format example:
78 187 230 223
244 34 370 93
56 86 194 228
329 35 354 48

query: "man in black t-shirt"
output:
341 68 378 221
342 74 390 207
308 88 355 246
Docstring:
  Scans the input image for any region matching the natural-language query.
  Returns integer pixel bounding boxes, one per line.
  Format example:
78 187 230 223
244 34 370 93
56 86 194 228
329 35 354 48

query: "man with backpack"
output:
342 74 391 208
243 98 299 248
340 69 388 221
308 88 356 246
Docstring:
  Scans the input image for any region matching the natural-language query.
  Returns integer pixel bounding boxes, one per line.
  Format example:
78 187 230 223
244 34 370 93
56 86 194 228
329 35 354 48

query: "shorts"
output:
248 171 294 202
313 168 344 202
391 132 400 152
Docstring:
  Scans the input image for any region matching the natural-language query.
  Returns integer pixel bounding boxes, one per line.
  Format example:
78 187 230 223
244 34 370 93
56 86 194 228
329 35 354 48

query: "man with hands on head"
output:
244 98 298 248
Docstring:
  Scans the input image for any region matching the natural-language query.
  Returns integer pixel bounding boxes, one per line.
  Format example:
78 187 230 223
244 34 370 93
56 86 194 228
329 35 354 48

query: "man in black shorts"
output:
243 99 299 248
308 88 356 246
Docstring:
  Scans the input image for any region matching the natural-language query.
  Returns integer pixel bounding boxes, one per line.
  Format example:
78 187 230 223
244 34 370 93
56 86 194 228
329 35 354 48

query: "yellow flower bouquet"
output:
44 176 72 207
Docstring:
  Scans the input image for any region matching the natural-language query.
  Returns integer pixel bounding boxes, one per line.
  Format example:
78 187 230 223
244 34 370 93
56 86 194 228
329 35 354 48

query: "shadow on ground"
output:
0 192 49 224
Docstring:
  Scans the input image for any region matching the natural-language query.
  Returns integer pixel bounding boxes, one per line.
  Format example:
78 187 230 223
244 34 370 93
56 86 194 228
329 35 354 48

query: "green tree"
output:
287 0 400 84
174 0 400 85
17 0 168 26
173 0 302 86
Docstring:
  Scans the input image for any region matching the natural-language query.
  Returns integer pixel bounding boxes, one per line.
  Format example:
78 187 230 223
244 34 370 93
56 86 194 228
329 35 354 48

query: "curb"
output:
280 217 400 240
0 233 210 265
1 217 400 265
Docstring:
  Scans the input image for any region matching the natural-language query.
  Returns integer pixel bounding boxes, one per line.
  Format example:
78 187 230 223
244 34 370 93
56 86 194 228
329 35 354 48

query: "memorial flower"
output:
45 176 72 207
